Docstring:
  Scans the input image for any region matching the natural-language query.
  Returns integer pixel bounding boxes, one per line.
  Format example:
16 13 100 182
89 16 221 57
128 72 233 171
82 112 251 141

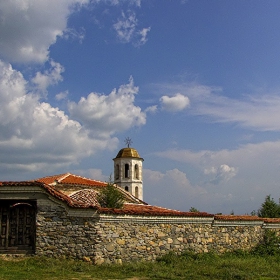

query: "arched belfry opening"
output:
124 164 130 178
113 138 144 200
134 164 139 179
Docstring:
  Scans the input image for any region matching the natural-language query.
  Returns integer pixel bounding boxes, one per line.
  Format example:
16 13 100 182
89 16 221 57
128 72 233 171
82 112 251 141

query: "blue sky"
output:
1 0 280 214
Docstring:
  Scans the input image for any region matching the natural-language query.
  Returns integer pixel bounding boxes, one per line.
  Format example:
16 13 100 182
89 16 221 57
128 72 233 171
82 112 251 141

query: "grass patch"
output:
0 252 280 280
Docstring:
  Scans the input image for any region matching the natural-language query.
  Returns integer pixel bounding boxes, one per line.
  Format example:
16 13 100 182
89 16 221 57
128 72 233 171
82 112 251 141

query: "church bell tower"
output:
113 138 144 200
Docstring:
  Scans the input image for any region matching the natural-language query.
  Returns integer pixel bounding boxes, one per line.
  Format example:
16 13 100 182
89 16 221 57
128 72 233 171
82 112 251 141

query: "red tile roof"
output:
36 173 145 205
0 181 89 208
0 180 212 216
214 215 264 221
35 173 67 185
263 218 280 223
36 173 107 187
69 189 101 207
1 176 280 222
98 204 214 217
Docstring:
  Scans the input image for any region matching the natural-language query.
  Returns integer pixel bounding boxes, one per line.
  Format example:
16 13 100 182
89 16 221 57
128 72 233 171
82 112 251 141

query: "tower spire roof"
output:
114 147 143 159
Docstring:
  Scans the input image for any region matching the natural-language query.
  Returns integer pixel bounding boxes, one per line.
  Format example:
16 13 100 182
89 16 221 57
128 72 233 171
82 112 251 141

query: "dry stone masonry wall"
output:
35 202 279 264
36 200 98 259
93 220 263 264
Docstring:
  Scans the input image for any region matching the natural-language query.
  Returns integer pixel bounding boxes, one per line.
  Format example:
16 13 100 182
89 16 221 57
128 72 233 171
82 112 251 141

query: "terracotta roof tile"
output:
98 204 214 217
214 215 263 221
0 181 88 208
35 173 69 185
69 189 101 207
1 181 80 207
3 176 280 221
60 174 107 187
37 173 144 205
0 181 212 216
263 218 280 223
36 173 107 187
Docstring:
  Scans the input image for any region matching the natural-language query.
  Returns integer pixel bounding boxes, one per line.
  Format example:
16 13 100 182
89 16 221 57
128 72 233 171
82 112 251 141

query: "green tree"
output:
97 183 125 209
189 207 199 212
258 195 280 218
250 210 257 216
252 229 280 256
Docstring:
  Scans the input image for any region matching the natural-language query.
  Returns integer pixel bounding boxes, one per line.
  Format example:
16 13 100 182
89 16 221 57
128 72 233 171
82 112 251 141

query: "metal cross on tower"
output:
125 137 133 148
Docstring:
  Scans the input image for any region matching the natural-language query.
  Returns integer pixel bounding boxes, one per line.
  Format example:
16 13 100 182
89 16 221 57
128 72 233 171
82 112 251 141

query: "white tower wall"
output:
113 148 143 200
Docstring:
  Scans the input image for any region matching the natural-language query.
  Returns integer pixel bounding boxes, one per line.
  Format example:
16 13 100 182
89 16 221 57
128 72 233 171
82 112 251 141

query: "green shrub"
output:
252 229 280 256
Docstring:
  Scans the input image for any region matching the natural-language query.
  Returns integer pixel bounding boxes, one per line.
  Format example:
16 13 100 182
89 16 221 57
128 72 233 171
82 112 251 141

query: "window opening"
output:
125 164 129 178
134 164 139 179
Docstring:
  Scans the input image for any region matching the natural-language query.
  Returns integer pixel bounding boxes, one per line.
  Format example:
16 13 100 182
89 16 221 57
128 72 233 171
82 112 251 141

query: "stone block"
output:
106 243 115 252
116 239 126 245
94 257 105 265
167 238 173 244
157 232 166 238
114 259 122 265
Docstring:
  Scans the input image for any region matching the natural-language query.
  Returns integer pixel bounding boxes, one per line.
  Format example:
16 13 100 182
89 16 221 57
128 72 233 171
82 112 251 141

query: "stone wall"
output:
93 216 265 264
35 201 280 264
35 197 98 259
3 184 279 263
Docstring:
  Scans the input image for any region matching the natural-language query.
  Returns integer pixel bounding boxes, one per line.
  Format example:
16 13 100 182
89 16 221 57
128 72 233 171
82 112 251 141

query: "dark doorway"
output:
0 200 36 254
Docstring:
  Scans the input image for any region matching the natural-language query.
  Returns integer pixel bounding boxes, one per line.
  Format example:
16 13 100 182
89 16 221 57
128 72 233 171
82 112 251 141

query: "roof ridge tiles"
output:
65 173 107 184
35 173 107 187
214 215 264 221
56 172 71 183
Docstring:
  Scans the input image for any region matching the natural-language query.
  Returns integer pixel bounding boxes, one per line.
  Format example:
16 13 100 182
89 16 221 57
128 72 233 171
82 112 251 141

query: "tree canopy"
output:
97 183 125 209
189 207 199 212
257 195 280 218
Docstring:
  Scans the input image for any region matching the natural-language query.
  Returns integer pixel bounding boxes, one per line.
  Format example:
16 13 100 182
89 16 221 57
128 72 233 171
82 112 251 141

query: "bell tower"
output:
113 138 144 200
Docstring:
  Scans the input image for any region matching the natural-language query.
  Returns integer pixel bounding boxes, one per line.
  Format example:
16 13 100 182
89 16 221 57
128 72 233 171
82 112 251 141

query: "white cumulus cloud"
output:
144 168 208 211
0 60 122 177
145 105 157 114
32 60 64 92
205 164 237 185
55 91 69 101
154 140 280 213
68 76 146 138
0 0 89 63
155 81 280 131
160 93 190 112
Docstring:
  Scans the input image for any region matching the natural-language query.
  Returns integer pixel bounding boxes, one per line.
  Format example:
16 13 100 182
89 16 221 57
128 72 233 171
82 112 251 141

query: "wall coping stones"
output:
67 209 100 218
99 214 214 224
263 223 280 229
